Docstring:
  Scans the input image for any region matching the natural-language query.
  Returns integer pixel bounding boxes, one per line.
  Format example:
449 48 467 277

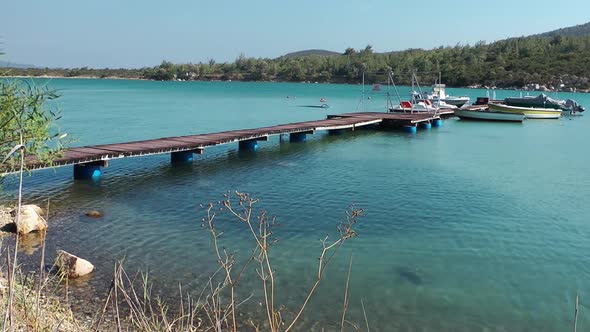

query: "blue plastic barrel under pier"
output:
239 139 259 151
290 132 307 142
328 129 345 135
171 150 194 163
402 125 417 134
432 119 442 127
420 122 432 129
73 161 106 180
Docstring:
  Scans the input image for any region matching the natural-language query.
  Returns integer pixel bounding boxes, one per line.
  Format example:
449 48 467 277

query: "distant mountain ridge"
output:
0 60 36 69
281 49 340 58
281 22 590 58
535 22 590 38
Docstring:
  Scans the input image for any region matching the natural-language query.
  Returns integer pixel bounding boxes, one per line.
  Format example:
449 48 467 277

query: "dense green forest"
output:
2 33 590 91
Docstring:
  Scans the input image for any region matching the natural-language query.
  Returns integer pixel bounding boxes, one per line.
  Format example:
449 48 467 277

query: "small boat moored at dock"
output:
421 83 470 107
504 93 585 115
389 99 438 113
455 108 524 122
387 72 446 113
488 103 562 119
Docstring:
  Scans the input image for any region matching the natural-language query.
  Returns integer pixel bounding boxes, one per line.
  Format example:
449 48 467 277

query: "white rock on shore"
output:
55 250 95 278
11 205 47 234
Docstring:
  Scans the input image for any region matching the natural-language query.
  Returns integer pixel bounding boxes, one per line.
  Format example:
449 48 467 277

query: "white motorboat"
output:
422 83 470 107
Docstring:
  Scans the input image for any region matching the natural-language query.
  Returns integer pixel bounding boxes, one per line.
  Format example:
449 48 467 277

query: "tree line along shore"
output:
2 35 590 92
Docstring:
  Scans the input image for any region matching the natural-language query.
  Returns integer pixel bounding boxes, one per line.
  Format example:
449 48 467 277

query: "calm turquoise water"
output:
3 79 590 331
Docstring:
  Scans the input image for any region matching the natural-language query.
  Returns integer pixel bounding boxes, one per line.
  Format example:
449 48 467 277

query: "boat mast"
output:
414 70 424 97
438 71 442 98
411 71 415 113
387 72 392 111
362 71 365 112
387 71 403 111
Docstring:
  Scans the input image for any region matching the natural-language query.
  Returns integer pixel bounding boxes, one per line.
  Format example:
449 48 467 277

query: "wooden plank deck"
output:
7 111 446 174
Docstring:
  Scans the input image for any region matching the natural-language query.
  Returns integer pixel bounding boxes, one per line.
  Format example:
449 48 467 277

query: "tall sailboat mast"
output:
362 71 365 112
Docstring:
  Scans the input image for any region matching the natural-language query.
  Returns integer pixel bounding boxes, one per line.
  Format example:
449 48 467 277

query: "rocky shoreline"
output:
0 204 101 331
467 74 590 93
3 74 589 93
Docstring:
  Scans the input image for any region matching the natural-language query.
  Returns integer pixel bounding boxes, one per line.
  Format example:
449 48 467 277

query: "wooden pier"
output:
7 111 451 179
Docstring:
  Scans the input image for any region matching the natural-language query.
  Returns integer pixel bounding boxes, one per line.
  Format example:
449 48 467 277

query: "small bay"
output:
2 78 590 331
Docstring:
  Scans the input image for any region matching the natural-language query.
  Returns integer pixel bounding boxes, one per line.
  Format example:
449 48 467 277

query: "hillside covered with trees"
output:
2 24 590 91
536 22 590 38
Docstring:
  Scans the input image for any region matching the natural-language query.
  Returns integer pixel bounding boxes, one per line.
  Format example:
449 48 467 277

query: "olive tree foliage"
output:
0 79 66 174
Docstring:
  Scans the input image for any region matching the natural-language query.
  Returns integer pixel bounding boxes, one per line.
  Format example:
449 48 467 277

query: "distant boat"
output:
488 103 562 119
455 109 524 122
372 84 382 91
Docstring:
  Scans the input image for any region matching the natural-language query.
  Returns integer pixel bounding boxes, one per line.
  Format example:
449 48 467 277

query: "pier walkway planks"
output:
6 111 446 174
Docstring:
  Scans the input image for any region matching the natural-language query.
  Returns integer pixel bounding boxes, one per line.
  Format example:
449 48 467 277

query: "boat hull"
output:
488 103 562 119
454 109 524 122
442 97 470 107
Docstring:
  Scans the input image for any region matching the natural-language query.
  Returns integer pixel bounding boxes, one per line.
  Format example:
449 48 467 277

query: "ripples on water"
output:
2 79 590 331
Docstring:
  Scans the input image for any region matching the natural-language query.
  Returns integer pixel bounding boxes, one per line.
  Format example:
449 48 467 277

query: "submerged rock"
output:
55 250 95 279
18 231 46 255
11 205 47 235
84 210 103 218
395 266 424 286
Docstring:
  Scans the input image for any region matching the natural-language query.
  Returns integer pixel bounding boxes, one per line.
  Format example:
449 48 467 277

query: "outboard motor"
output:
566 99 585 113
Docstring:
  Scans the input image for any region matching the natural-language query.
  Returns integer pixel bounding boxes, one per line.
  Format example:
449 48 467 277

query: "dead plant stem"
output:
340 254 353 332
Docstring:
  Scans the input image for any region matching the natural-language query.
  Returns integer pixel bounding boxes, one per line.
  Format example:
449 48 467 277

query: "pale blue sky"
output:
1 0 588 68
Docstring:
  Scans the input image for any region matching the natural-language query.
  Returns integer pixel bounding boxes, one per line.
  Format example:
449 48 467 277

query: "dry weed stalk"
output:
203 190 363 332
97 260 205 332
0 226 85 332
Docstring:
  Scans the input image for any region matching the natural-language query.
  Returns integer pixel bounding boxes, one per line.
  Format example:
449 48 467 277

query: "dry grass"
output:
0 233 94 332
0 270 87 332
92 191 364 332
1 190 364 332
197 191 363 332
